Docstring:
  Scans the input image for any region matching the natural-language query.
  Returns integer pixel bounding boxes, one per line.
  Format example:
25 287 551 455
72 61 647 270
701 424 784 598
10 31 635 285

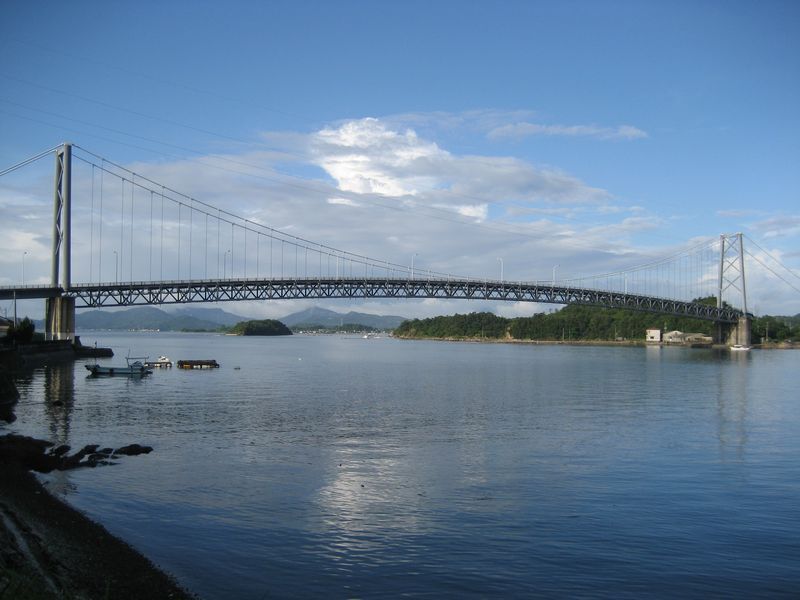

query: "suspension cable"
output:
0 145 60 177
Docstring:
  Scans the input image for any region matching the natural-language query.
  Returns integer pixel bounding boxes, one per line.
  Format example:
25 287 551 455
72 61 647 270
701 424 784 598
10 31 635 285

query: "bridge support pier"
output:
717 316 751 347
45 296 75 342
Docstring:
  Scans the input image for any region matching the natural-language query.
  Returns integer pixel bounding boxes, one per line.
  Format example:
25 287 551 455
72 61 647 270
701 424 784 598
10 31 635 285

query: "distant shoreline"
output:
396 335 643 347
394 335 798 350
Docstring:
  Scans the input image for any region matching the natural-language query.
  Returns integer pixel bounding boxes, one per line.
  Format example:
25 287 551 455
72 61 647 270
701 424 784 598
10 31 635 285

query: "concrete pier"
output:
45 296 75 342
719 316 751 347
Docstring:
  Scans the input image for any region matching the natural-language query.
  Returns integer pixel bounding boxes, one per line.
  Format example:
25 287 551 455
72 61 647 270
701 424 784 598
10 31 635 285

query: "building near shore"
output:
662 330 713 344
663 330 685 343
646 329 661 342
0 316 12 337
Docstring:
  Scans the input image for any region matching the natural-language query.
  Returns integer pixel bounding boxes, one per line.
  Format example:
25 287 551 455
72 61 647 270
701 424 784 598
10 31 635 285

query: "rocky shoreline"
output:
0 434 194 599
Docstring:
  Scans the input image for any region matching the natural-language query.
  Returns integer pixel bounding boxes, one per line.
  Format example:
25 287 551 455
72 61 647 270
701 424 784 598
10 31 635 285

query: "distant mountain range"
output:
73 306 245 332
67 305 408 332
279 306 407 330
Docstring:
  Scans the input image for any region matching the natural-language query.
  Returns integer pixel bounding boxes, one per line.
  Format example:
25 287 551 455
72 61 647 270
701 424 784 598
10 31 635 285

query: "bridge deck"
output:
0 278 744 323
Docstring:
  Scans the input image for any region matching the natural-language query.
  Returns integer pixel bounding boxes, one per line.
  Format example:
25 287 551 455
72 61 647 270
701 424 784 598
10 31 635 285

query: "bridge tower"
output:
44 143 75 341
717 232 750 346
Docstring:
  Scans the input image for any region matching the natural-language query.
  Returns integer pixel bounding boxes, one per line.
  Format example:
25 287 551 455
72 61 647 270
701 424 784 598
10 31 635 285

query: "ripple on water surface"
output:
10 334 800 598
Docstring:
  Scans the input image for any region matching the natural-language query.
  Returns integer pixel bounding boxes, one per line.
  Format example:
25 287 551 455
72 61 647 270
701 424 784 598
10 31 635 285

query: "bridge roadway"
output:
0 277 744 323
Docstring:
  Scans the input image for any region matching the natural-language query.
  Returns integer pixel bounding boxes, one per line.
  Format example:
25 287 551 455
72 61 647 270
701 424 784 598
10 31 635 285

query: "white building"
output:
646 329 661 342
663 330 686 344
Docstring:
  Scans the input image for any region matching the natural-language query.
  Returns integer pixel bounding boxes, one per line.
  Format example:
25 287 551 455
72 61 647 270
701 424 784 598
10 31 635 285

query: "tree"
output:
229 319 292 336
4 317 35 344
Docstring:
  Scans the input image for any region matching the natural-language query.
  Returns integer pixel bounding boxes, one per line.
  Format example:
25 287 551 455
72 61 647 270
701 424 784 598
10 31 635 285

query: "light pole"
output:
113 250 118 284
411 253 419 280
22 251 27 286
224 249 231 279
552 264 558 286
497 257 503 283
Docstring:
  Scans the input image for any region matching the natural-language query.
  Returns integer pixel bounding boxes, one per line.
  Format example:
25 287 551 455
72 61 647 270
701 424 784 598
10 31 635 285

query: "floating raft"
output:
176 359 220 369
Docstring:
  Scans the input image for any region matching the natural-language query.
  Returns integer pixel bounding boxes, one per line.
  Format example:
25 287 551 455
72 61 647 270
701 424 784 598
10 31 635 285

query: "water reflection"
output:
714 352 751 462
8 334 798 599
43 364 76 446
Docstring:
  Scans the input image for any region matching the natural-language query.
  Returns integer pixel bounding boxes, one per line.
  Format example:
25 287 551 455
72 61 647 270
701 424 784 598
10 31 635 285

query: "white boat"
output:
144 355 173 368
730 344 751 351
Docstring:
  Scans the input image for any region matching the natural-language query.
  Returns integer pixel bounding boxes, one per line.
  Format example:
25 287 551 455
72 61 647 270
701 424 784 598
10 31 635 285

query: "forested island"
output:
394 304 800 344
226 319 292 336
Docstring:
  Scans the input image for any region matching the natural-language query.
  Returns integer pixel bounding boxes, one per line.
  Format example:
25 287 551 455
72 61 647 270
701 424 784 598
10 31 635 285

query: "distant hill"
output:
35 304 406 333
280 307 407 330
162 306 249 327
229 319 292 336
74 306 236 331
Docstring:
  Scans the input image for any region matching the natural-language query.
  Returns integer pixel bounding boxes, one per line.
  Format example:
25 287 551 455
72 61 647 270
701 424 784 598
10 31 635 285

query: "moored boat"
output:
85 356 153 376
730 344 751 351
144 355 173 368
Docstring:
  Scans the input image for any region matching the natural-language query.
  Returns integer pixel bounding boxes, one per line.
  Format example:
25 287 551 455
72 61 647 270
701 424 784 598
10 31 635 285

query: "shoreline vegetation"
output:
393 304 800 347
225 318 292 336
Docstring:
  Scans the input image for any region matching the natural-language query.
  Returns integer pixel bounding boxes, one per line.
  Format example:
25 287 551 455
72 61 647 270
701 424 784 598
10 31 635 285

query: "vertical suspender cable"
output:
120 178 125 282
160 187 165 281
189 199 193 280
178 203 182 280
99 162 104 282
130 175 135 281
89 164 95 282
149 191 154 281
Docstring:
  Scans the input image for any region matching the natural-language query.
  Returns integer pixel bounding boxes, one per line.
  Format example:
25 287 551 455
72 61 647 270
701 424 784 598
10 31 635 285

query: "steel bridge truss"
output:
42 277 742 322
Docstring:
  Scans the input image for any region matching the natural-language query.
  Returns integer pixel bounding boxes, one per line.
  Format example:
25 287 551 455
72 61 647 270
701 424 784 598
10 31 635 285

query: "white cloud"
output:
311 118 610 212
488 122 648 141
749 215 800 239
312 118 447 196
455 204 488 220
382 109 538 136
716 209 762 218
327 197 359 207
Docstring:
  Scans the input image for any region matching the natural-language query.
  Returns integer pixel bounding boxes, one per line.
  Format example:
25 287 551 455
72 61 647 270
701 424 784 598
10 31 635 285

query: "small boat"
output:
85 356 153 377
730 344 751 351
144 355 173 368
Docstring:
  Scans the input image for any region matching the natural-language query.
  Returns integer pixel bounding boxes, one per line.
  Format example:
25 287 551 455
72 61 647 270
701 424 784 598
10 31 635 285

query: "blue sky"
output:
1 0 799 318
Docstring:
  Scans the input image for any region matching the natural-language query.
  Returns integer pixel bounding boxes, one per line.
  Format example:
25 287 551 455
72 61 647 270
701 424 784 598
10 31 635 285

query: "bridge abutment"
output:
717 316 751 347
45 296 75 342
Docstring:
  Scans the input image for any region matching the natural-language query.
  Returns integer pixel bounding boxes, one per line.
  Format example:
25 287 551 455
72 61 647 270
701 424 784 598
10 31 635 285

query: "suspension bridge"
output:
1 143 754 345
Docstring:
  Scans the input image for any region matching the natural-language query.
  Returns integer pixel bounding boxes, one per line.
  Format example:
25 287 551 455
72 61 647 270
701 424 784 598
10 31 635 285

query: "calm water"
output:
5 333 800 598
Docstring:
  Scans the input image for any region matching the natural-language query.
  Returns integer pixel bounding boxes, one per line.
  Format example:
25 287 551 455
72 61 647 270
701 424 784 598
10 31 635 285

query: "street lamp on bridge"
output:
224 249 231 279
552 264 558 286
22 251 27 286
411 253 419 280
497 257 503 284
113 250 118 284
